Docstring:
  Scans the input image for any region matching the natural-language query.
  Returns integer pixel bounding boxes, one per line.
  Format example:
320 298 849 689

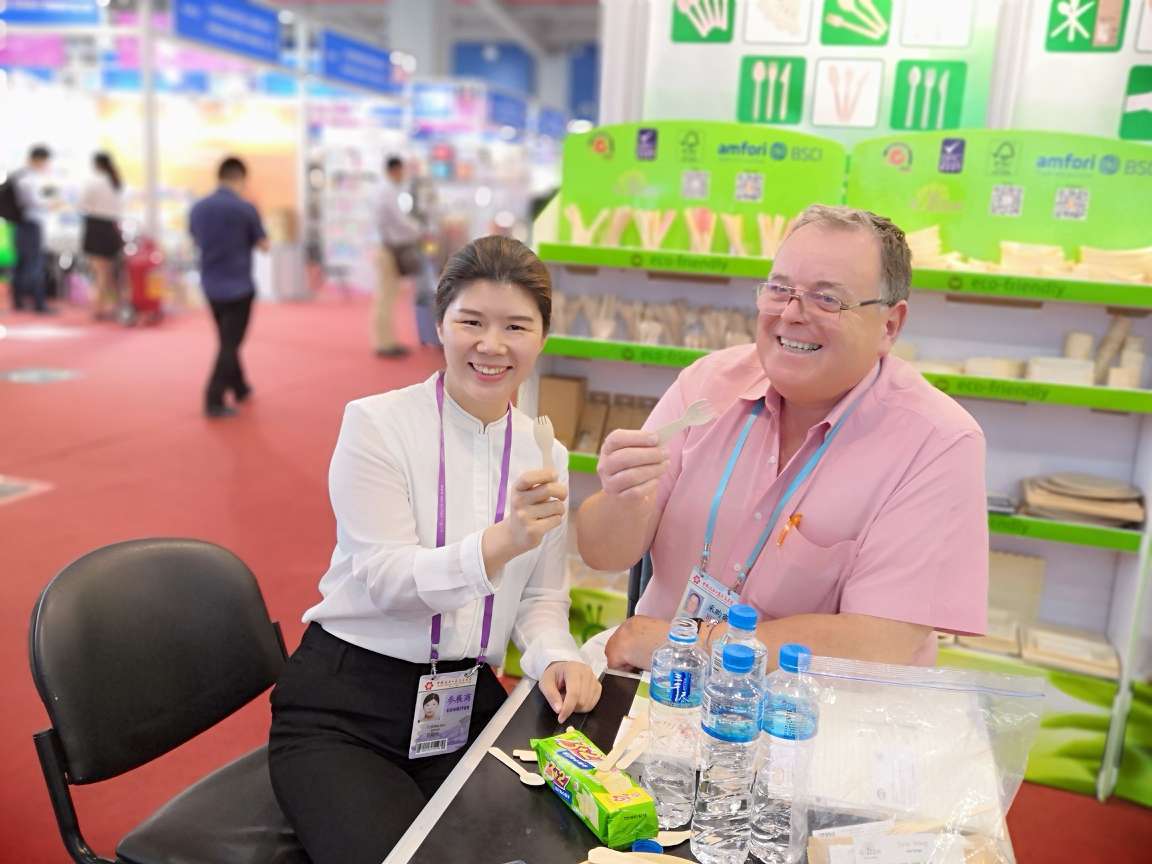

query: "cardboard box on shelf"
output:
1021 623 1121 679
605 394 637 440
538 375 586 449
574 391 610 455
631 396 659 431
957 607 1022 656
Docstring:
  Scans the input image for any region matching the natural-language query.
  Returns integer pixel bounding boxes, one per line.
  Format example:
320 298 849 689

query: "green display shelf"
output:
543 335 710 368
987 513 1141 553
544 336 1152 414
913 269 1152 308
567 452 1142 553
538 243 1152 309
920 373 1152 413
568 452 599 474
538 242 769 280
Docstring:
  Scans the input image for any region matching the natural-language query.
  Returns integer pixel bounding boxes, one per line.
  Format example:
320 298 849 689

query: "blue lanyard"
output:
700 388 870 591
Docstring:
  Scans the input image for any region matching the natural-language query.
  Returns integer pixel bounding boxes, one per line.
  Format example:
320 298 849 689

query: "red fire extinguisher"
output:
123 237 165 325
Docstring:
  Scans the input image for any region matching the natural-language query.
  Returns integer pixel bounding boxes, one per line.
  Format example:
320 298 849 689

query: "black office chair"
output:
626 552 654 617
29 538 309 864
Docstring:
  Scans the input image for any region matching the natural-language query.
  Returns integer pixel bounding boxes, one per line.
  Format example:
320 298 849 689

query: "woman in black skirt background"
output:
79 152 124 319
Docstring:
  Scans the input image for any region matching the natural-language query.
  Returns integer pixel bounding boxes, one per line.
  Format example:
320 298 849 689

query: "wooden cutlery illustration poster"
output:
1011 0 1152 141
648 0 1004 145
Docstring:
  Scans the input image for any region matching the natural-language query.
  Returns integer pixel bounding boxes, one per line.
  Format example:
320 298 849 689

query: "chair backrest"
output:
29 538 286 784
626 553 653 617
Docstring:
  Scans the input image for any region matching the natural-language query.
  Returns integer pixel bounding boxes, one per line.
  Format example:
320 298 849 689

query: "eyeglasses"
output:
755 281 891 317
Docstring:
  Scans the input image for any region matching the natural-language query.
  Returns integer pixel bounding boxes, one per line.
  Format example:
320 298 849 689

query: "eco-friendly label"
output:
820 0 893 46
738 56 807 125
671 0 733 43
890 60 967 131
1045 0 1129 52
1120 65 1152 140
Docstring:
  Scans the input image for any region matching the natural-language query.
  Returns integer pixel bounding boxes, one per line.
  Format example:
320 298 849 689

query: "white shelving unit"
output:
522 253 1152 801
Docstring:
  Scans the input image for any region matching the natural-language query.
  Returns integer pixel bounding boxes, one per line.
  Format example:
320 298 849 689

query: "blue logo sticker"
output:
636 127 658 160
938 138 966 174
770 142 788 161
1100 154 1120 175
669 670 693 704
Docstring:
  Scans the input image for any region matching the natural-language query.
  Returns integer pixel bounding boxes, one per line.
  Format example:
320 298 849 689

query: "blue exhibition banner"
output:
487 90 528 134
537 107 568 141
319 31 397 94
101 68 211 95
0 0 101 26
173 0 280 65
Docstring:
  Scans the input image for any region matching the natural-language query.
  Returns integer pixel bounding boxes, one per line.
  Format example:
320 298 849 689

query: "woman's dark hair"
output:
93 152 122 191
435 235 551 332
422 693 440 707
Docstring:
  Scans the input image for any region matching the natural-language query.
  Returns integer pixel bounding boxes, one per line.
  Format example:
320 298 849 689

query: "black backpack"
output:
0 171 25 223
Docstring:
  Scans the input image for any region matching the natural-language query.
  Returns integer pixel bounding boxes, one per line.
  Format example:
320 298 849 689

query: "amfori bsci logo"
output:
1034 151 1121 174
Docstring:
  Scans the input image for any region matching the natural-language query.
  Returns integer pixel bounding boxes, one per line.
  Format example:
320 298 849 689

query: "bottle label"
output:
702 707 758 743
669 670 693 704
763 697 817 741
652 669 703 707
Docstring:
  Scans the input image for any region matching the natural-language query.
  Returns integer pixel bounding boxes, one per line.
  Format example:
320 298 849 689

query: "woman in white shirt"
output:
79 152 124 319
269 235 602 864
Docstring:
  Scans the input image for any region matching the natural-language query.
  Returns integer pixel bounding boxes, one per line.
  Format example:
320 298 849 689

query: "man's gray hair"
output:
787 204 911 304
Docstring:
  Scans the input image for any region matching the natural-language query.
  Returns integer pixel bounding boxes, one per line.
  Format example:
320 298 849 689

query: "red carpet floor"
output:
1 295 1149 862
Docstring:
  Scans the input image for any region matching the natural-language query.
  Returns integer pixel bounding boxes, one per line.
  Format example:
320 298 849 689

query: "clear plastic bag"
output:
789 656 1046 864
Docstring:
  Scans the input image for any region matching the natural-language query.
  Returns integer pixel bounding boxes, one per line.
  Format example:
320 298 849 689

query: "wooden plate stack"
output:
1021 473 1144 527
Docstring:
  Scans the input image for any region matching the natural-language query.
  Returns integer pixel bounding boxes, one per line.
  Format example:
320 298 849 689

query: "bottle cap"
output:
722 643 755 673
727 603 758 631
632 839 663 853
779 643 812 673
668 616 698 645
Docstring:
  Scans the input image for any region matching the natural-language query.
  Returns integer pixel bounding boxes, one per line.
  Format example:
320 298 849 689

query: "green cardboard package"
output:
531 728 658 849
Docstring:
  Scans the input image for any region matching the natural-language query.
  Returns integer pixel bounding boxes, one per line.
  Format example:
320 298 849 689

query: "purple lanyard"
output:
431 372 513 672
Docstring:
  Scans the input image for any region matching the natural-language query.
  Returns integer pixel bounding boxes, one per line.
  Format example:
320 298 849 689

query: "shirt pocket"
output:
743 526 856 619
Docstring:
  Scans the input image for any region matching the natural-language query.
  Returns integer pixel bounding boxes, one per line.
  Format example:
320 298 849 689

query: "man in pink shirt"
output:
577 204 988 670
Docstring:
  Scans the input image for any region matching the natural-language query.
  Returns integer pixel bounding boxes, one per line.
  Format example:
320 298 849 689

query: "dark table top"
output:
399 672 697 864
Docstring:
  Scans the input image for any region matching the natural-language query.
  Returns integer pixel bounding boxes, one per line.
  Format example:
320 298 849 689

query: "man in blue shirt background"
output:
189 157 268 418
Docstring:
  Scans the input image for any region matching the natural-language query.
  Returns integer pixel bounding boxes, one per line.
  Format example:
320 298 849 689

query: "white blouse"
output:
80 174 121 220
303 373 582 680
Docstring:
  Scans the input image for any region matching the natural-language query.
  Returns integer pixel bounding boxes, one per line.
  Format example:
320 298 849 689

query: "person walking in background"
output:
6 145 53 314
80 152 124 320
374 155 422 358
189 156 268 419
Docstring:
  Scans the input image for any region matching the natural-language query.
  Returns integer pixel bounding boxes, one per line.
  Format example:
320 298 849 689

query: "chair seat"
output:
116 746 309 864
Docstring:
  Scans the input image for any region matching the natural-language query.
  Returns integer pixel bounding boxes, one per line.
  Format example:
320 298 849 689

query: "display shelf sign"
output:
537 107 568 141
319 31 398 94
0 34 65 68
487 90 528 138
173 0 280 65
412 81 485 137
555 120 846 257
847 130 1152 263
0 0 101 25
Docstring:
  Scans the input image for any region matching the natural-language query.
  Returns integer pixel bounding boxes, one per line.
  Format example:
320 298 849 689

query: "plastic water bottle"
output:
690 644 762 864
749 644 818 864
644 617 707 829
710 604 769 681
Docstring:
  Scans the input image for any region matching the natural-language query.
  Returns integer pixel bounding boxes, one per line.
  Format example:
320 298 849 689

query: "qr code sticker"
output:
989 185 1023 217
1053 187 1089 221
735 172 764 203
682 170 710 201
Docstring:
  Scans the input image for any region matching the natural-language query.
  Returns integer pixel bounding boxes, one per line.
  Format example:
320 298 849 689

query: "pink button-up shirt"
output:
637 345 988 665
